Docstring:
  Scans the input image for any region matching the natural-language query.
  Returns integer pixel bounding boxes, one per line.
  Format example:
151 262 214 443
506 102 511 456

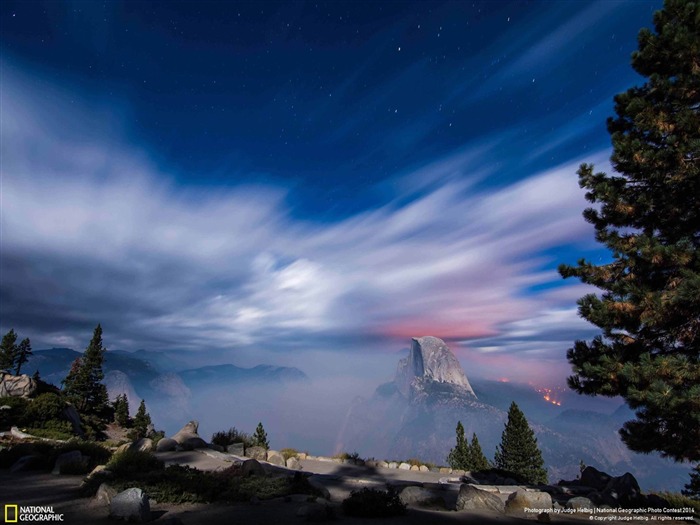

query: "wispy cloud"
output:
1 66 602 377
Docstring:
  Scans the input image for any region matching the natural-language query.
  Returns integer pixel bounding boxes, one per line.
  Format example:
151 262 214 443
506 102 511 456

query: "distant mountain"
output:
179 363 308 389
25 347 308 432
338 336 689 491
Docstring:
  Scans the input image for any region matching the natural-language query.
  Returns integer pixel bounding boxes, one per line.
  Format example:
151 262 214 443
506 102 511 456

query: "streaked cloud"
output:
1 65 602 382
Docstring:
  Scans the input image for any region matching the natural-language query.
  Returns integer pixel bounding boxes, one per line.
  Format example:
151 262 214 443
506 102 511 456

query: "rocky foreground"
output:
2 419 686 525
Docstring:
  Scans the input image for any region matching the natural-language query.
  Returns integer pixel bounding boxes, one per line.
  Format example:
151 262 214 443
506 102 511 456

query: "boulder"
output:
398 462 411 470
378 461 389 468
245 446 267 461
286 457 302 470
110 487 150 522
155 438 177 452
505 490 552 516
171 420 207 450
410 465 420 471
579 466 612 490
10 455 41 472
52 450 88 475
399 486 446 508
388 462 398 469
95 483 118 506
131 438 154 453
456 484 505 513
226 443 245 456
116 443 131 455
603 472 641 507
0 371 37 398
419 465 429 472
267 450 285 466
10 426 34 439
537 512 552 523
241 458 266 477
307 475 331 500
566 496 593 510
439 467 452 474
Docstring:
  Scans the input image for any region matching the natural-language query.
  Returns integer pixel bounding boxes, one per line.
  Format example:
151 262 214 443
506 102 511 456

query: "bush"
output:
334 451 361 462
82 460 322 504
24 423 73 441
211 427 254 448
342 487 406 518
107 449 164 476
0 442 54 469
25 393 65 425
281 448 299 461
653 492 700 516
55 440 112 466
0 396 30 428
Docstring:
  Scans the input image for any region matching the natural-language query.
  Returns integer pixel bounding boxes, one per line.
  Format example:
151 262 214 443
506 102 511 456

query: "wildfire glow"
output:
535 386 564 406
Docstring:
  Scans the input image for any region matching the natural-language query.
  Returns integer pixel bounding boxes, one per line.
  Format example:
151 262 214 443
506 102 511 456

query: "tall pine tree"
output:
133 399 152 438
559 0 700 463
62 324 109 417
0 329 18 371
494 402 547 485
447 421 472 470
15 338 32 375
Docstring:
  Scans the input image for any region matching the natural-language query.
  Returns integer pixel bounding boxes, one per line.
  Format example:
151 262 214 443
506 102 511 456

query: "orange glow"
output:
498 377 510 383
535 386 564 406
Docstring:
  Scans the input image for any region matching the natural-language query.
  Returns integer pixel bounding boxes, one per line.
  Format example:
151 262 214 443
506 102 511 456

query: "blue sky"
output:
0 1 661 385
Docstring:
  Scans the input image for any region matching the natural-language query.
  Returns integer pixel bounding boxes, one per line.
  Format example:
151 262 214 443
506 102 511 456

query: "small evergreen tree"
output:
133 399 152 438
252 422 269 449
113 394 131 427
683 464 700 500
494 402 547 484
0 329 18 371
62 324 109 417
447 421 472 470
15 338 32 375
469 433 490 472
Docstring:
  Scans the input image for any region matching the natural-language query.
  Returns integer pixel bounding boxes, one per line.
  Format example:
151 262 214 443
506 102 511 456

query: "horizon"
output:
1 1 662 391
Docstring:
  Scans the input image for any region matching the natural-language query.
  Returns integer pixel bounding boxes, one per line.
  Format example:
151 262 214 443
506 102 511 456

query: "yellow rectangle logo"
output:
5 504 18 523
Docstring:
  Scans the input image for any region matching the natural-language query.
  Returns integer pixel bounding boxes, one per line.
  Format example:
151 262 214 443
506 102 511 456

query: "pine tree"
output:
252 422 269 449
559 0 700 463
113 394 131 427
470 433 490 472
683 465 700 499
447 421 472 470
494 402 547 484
133 399 151 438
0 329 18 371
62 324 109 417
15 338 32 375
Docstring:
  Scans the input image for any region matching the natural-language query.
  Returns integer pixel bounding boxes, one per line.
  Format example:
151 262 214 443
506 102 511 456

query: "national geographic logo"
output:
4 505 64 522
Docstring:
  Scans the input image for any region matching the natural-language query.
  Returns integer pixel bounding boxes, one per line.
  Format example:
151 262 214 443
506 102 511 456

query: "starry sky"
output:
0 1 662 385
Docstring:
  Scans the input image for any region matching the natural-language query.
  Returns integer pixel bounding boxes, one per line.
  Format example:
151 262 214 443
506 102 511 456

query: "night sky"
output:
0 1 661 384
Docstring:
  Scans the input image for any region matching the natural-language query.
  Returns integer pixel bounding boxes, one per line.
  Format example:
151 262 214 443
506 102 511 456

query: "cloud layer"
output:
1 65 604 383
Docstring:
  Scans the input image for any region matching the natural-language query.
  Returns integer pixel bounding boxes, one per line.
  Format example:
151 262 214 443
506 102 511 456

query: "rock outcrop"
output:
395 337 476 399
171 420 207 450
0 371 37 398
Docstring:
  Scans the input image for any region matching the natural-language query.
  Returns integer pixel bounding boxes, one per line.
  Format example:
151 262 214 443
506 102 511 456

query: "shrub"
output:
0 396 30 427
25 393 65 425
24 424 73 441
0 442 54 469
653 492 700 515
211 427 254 448
280 448 299 461
82 460 321 504
55 440 112 466
107 449 164 476
342 487 406 518
334 451 361 462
